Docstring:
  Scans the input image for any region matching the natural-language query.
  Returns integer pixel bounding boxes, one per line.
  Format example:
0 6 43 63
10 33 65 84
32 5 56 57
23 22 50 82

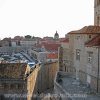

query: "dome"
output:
55 31 59 36
54 31 59 40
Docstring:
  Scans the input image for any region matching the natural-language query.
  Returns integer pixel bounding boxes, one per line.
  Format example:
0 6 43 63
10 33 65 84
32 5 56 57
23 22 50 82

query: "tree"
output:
25 35 32 39
3 37 11 41
14 36 23 40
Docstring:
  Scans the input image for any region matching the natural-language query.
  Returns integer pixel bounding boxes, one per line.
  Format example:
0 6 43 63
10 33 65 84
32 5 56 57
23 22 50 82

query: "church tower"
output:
94 0 100 25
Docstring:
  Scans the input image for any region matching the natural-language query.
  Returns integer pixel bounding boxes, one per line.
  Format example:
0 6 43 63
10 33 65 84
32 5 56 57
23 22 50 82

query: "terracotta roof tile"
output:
43 43 61 51
47 53 58 59
36 42 61 51
68 26 100 34
85 35 100 47
60 38 69 43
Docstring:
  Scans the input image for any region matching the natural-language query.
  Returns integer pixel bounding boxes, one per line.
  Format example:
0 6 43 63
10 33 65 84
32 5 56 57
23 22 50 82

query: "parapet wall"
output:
54 71 75 100
27 61 59 100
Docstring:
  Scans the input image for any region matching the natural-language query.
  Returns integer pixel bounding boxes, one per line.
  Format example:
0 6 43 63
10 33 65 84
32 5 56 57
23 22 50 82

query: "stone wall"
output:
94 0 100 25
0 62 58 100
58 46 74 73
54 71 75 100
79 71 87 84
79 70 100 93
58 47 63 71
27 62 58 100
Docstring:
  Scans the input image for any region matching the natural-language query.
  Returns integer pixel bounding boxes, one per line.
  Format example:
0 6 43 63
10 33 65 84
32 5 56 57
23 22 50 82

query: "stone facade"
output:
27 62 58 100
63 26 100 93
28 49 47 63
58 46 63 71
84 46 100 92
0 63 29 99
58 47 74 72
0 62 58 100
79 70 100 92
20 39 37 47
94 0 100 25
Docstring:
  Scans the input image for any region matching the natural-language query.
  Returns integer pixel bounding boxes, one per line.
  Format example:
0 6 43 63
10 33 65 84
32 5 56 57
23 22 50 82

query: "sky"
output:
0 0 94 39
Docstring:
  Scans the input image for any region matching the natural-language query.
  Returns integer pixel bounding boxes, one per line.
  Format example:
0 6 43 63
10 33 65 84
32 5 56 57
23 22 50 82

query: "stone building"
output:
94 0 100 25
58 38 75 72
67 26 100 92
0 63 30 99
20 38 37 47
57 26 100 99
0 61 58 100
55 1 100 99
85 35 100 92
28 49 47 63
60 38 69 49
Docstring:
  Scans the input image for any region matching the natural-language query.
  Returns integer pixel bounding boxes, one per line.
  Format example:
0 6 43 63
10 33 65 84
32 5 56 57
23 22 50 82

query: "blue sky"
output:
0 0 94 39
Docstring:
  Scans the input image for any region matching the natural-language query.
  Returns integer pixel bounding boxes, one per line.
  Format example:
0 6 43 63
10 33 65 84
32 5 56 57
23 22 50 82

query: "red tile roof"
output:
85 35 100 47
43 43 61 51
47 53 58 59
41 40 56 44
68 26 100 34
36 42 61 51
60 38 69 43
59 38 65 41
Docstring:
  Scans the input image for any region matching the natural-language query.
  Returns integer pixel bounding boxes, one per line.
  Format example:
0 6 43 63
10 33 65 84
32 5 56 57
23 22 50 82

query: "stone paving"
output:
59 75 100 100
39 88 58 100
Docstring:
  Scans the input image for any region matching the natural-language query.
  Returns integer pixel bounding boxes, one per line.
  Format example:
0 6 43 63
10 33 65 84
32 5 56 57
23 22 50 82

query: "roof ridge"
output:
68 26 100 34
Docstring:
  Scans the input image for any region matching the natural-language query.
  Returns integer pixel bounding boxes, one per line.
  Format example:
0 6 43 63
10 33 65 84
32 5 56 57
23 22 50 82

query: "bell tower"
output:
94 0 100 25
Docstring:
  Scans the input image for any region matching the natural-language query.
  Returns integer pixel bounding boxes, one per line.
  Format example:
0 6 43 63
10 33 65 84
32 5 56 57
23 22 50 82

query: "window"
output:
88 52 93 63
76 49 80 61
97 0 100 5
17 84 23 89
89 35 91 39
76 36 80 40
97 16 100 25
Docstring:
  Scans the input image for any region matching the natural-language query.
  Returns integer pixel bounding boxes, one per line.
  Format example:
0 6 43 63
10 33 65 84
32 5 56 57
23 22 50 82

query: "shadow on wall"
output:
27 61 58 100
